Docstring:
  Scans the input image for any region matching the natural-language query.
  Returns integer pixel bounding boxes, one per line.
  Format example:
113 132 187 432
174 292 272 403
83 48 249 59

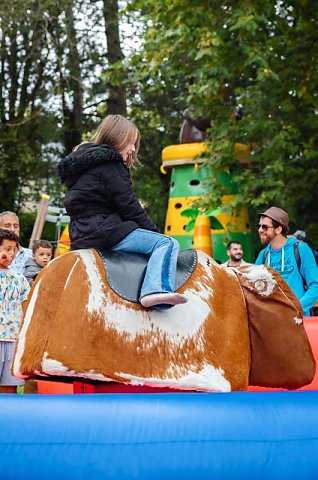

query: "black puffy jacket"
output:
57 142 158 249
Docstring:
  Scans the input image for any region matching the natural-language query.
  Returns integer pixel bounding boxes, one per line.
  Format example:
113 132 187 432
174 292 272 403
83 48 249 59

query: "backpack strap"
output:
262 249 269 265
293 241 307 289
293 241 301 270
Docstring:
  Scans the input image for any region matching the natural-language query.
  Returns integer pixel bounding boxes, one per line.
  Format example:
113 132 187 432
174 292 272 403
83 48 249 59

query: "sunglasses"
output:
258 224 275 231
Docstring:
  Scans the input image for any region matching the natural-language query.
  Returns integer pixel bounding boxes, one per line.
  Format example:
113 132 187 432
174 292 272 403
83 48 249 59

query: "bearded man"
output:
221 241 250 269
255 206 318 316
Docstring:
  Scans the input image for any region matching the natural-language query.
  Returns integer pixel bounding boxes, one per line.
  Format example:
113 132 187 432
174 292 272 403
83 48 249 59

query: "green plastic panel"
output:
169 165 239 198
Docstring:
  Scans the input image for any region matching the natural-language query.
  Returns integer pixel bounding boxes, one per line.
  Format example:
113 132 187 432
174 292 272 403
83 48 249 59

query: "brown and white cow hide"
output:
12 249 315 392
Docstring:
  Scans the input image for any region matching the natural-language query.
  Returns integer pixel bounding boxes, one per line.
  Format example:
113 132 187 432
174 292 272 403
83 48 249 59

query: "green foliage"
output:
181 207 224 232
18 212 36 248
128 0 318 243
2 0 317 249
0 0 65 211
126 54 183 228
18 211 56 248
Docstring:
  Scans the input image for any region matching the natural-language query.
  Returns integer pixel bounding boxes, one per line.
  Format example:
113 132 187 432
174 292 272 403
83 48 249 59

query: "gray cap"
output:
293 230 308 242
258 206 289 229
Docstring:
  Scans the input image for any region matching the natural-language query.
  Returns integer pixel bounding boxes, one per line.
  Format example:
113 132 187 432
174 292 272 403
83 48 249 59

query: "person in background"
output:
293 230 318 316
0 211 32 275
293 230 318 267
0 229 30 393
221 241 250 269
57 114 188 310
23 239 53 286
255 206 318 316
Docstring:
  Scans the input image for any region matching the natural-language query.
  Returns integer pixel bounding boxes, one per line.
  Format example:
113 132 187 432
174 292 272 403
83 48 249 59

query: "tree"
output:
102 0 127 116
0 0 130 211
122 3 191 229
127 0 318 240
62 2 84 153
0 0 62 211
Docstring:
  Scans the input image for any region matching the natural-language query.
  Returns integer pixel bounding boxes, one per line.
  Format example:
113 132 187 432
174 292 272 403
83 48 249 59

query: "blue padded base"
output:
1 391 318 479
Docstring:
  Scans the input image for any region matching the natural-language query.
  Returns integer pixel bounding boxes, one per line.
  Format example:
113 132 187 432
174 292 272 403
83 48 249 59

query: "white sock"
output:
141 293 188 308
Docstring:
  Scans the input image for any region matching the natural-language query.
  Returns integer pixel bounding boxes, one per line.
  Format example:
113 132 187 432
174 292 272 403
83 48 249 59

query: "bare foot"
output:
140 293 188 308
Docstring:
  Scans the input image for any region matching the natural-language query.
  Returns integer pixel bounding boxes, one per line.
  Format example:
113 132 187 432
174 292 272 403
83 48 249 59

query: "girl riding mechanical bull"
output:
57 114 187 311
11 115 316 392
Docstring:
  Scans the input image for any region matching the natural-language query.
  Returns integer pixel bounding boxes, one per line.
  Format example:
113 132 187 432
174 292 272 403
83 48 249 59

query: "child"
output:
58 114 188 309
23 239 53 286
0 229 30 393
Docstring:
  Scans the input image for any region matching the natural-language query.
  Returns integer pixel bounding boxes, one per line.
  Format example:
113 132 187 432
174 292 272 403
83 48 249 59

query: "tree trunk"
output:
64 3 83 153
0 1 52 210
102 0 127 115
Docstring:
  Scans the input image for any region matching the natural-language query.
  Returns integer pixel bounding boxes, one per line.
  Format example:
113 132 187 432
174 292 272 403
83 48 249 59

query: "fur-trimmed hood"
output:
58 142 123 187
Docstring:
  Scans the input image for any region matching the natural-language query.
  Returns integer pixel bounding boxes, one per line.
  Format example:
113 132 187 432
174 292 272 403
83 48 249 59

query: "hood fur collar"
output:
58 142 123 185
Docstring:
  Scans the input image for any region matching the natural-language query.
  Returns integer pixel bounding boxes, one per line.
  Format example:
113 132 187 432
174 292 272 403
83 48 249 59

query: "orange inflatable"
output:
54 224 71 257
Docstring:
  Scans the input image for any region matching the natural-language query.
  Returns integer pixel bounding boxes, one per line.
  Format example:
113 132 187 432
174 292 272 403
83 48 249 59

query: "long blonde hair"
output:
93 114 140 168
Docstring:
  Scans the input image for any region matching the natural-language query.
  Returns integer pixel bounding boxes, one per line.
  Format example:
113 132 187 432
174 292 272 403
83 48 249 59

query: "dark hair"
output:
271 219 289 236
0 228 19 246
32 239 53 254
226 241 242 250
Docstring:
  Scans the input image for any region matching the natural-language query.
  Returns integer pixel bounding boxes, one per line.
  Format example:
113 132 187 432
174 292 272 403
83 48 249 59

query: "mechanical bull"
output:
12 249 315 392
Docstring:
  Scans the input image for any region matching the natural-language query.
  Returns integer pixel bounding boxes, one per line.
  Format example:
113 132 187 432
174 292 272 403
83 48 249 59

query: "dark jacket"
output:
57 143 159 250
23 258 42 285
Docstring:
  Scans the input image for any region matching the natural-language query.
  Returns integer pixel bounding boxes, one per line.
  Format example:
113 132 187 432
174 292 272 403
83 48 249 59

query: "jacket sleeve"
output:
104 166 159 232
23 268 35 286
23 263 38 286
299 243 318 313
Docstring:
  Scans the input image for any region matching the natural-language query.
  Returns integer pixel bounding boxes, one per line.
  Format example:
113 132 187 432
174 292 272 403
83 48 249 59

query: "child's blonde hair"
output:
93 114 140 168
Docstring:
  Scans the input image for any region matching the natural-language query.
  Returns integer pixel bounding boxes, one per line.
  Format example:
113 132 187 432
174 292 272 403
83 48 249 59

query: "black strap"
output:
293 242 301 274
294 241 308 290
262 249 269 265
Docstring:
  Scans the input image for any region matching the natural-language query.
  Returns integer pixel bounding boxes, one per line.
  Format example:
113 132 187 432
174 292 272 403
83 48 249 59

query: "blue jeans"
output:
111 229 180 299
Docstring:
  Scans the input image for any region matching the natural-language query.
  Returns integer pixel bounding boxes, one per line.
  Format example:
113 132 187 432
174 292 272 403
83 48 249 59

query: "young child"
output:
58 114 188 309
0 229 30 393
23 239 53 286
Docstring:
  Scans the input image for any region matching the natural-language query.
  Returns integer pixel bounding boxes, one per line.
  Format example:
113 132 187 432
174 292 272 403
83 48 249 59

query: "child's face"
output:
33 247 52 268
120 132 138 166
0 239 17 269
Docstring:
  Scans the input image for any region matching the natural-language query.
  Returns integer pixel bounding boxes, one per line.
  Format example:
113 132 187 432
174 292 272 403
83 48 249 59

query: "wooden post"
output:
29 194 50 248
